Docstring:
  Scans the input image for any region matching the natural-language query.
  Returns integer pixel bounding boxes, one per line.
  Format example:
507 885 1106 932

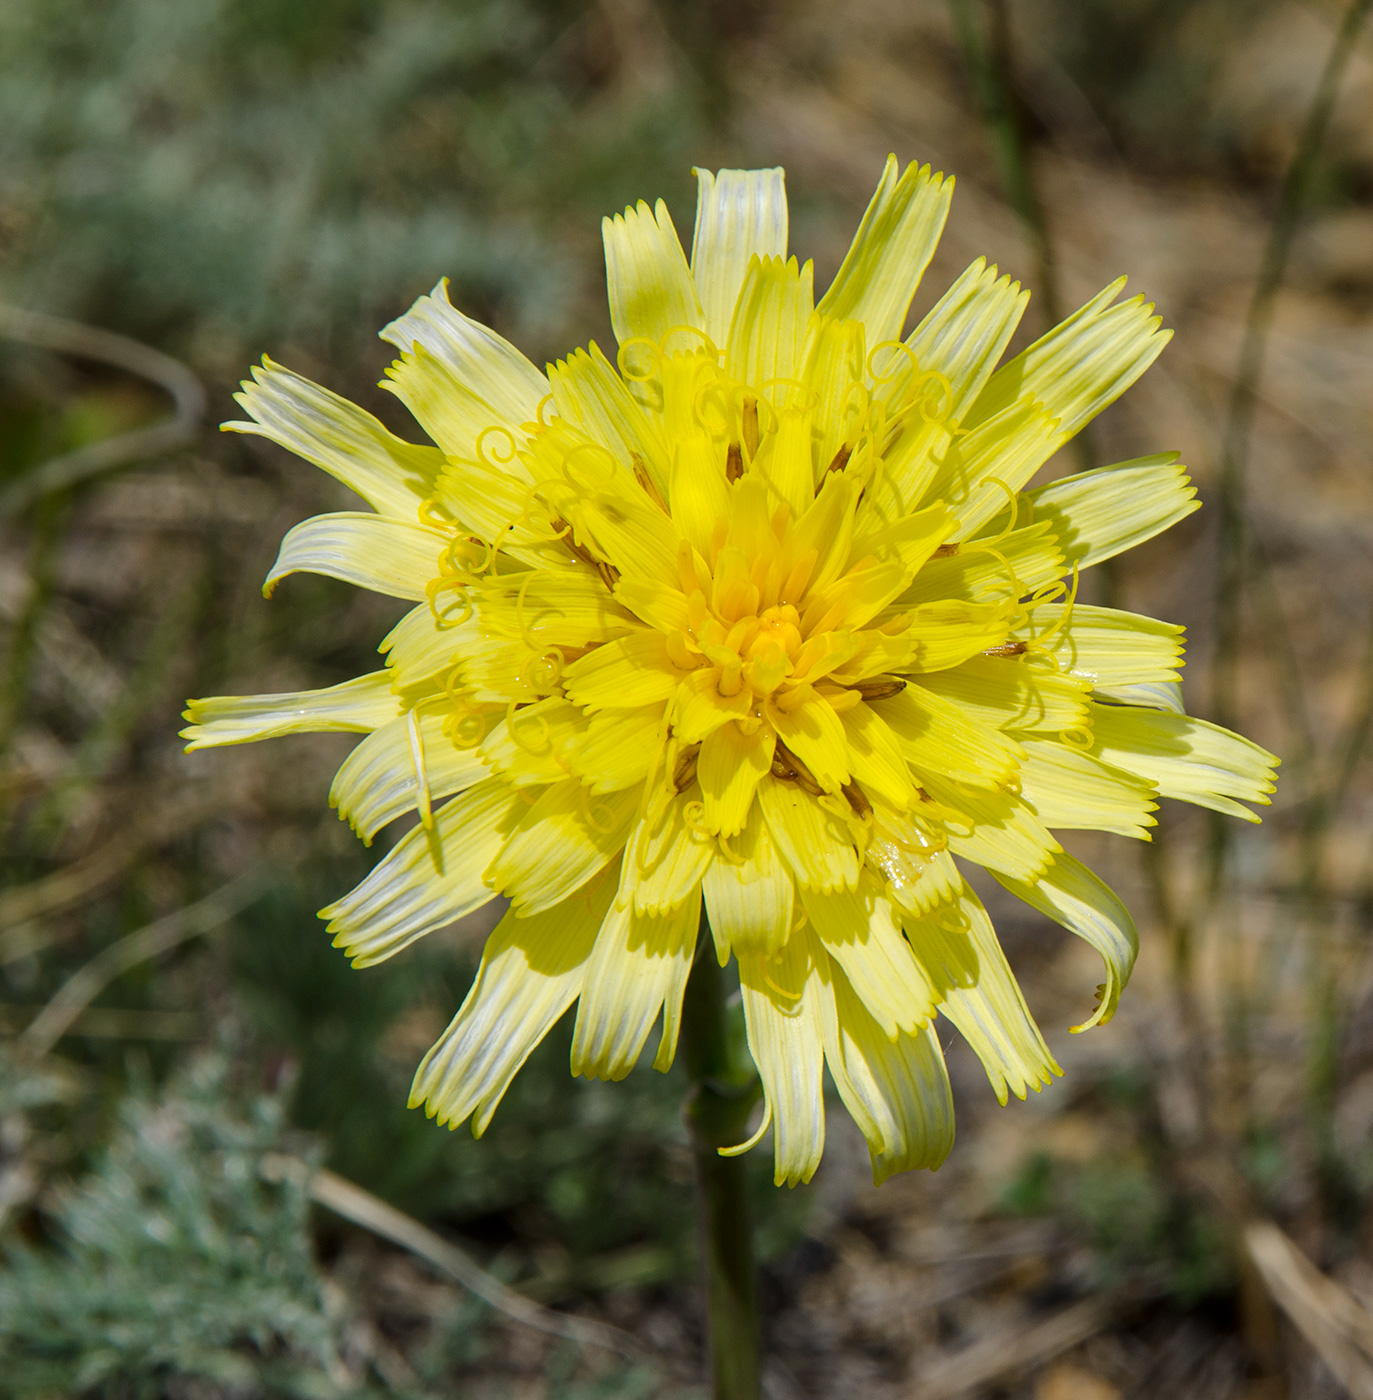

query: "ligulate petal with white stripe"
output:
181 671 400 749
410 873 614 1134
603 199 703 357
1033 604 1184 686
322 780 518 968
819 959 955 1183
817 157 952 349
330 709 490 842
381 278 548 430
1015 738 1157 840
691 166 788 347
488 780 639 916
1087 703 1279 821
904 257 1028 422
265 513 449 600
738 931 826 1187
800 879 939 1038
570 889 699 1081
967 279 1171 440
701 805 794 958
993 853 1138 1031
907 885 1061 1104
1029 454 1200 570
226 359 442 518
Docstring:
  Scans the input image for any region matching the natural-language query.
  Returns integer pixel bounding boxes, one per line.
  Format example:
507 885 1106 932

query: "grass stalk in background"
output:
1198 0 1373 1221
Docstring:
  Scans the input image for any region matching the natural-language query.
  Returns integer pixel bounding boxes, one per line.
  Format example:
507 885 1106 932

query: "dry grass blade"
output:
259 1153 648 1361
0 304 205 517
904 1295 1120 1400
0 1005 198 1038
1244 1220 1373 1398
0 833 139 944
16 871 264 1059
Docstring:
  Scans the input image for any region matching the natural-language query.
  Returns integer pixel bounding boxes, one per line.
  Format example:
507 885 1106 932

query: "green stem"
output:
680 924 762 1400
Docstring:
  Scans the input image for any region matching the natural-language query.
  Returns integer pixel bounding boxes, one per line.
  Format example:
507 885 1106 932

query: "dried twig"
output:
0 305 205 518
16 871 263 1059
904 1294 1121 1400
259 1153 647 1361
1244 1219 1373 1399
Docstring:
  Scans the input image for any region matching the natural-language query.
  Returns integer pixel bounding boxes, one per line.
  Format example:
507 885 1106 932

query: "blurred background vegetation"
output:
3 0 1373 1396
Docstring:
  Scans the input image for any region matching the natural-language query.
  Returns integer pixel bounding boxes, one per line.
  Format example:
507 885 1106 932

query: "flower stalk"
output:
681 922 763 1400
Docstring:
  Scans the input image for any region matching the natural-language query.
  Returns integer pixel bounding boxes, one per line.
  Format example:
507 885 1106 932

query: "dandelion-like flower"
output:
186 160 1277 1186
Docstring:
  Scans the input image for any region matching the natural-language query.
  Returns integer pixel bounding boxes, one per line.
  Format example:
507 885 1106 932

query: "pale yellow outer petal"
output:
902 256 1028 421
936 395 1063 540
993 853 1138 1031
738 931 827 1186
380 604 471 705
181 671 400 749
910 656 1090 735
818 959 955 1183
547 343 671 497
410 875 615 1134
800 879 938 1038
225 358 442 518
1087 703 1278 821
967 278 1171 441
478 698 584 789
871 683 1023 789
1015 738 1158 840
1033 604 1184 686
602 198 704 355
322 779 517 967
488 780 639 915
1029 453 1199 570
265 513 448 600
919 776 1061 884
380 277 548 429
701 809 794 957
725 255 815 390
624 794 716 916
570 890 699 1080
816 156 952 349
690 166 788 347
901 520 1063 606
907 884 1061 1104
330 709 489 843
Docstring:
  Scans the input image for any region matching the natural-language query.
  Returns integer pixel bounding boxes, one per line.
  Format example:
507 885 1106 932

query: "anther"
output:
983 641 1028 657
552 516 597 568
854 676 906 701
826 443 853 475
933 543 959 558
741 395 759 460
771 737 823 797
552 513 620 589
631 453 669 513
841 778 873 820
673 743 701 793
726 442 744 483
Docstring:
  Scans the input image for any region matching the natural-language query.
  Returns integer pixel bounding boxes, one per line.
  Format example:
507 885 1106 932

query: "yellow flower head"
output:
186 159 1278 1187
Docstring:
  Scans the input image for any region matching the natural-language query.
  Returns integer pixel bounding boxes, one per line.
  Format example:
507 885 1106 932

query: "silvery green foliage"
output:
0 0 702 357
0 1055 357 1399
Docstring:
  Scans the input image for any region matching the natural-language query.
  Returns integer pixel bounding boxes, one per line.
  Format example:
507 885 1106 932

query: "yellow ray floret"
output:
188 157 1280 1188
